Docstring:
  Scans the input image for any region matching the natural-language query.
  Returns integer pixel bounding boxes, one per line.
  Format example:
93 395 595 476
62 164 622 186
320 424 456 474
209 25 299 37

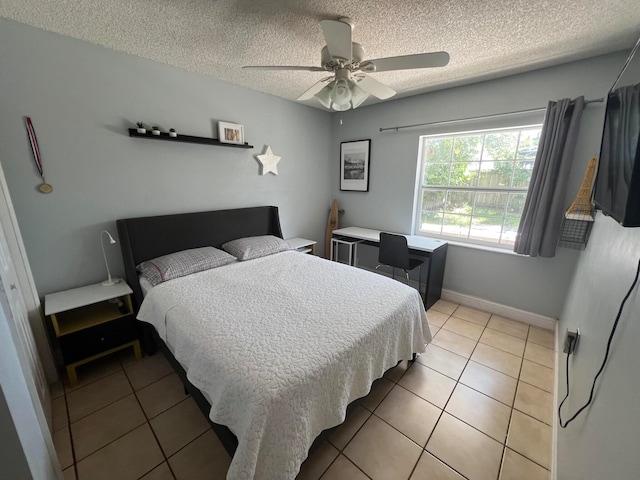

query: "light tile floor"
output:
52 301 555 480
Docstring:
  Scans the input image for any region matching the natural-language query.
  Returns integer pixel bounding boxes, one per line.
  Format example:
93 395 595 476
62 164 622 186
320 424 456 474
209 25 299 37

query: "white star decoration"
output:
256 145 281 175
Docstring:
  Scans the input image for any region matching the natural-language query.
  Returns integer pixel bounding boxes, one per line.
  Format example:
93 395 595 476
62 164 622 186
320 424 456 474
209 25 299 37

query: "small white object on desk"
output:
286 237 317 255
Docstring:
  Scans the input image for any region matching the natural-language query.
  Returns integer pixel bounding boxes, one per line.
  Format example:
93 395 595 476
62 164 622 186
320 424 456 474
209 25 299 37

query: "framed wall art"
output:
340 139 371 192
218 121 245 145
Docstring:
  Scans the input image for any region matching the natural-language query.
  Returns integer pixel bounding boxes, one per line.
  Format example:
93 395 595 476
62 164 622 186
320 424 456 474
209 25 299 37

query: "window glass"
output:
415 125 542 247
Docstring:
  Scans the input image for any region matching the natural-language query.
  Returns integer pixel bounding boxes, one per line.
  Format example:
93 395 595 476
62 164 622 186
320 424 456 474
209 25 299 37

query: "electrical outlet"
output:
563 328 580 354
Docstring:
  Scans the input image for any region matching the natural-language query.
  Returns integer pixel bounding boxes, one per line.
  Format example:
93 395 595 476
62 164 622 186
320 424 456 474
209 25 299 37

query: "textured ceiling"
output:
1 0 639 109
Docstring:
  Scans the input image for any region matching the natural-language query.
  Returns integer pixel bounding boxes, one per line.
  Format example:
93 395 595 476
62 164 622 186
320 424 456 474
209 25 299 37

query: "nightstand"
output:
45 282 141 386
287 237 317 255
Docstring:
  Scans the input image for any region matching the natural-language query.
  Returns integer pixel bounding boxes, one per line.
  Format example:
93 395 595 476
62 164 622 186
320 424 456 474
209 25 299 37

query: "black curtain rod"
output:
379 97 604 133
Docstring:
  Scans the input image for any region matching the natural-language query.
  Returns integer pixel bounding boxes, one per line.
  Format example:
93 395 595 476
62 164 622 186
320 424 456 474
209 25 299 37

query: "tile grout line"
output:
323 360 405 480
121 356 179 480
62 356 181 479
62 364 122 394
501 325 553 474
337 305 551 480
430 308 491 478
413 307 488 480
342 454 374 480
496 324 531 479
424 308 539 479
356 354 456 480
61 375 80 480
65 369 133 424
430 327 552 384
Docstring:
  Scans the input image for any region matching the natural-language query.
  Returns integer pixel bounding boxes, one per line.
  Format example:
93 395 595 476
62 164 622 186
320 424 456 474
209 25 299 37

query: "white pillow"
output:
222 235 291 261
137 246 236 286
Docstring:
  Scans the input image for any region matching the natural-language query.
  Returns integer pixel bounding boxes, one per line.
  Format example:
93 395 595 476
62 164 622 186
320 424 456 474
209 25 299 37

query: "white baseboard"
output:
356 266 557 331
441 289 557 331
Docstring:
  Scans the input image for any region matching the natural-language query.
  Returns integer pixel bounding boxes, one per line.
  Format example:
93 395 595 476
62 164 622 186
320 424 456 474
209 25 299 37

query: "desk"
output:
331 227 448 310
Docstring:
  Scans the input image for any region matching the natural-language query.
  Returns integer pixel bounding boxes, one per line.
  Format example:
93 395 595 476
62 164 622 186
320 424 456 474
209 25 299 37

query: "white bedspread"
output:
137 251 431 479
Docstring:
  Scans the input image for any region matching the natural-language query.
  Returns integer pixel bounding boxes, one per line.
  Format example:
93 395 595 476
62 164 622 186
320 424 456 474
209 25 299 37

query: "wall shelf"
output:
128 129 253 149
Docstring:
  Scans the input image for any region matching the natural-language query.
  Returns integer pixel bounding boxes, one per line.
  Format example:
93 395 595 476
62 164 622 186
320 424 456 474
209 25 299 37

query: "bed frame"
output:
118 205 284 310
116 205 381 459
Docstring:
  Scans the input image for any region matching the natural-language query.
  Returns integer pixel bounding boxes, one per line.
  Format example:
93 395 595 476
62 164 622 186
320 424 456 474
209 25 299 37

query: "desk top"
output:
333 227 447 253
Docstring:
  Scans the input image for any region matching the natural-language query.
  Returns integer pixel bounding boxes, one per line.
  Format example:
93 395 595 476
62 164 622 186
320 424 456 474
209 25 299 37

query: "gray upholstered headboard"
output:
117 205 283 308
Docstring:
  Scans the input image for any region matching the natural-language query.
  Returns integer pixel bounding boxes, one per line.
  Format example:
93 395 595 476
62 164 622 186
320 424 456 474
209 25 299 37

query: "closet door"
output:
0 161 55 419
0 213 61 479
0 219 49 412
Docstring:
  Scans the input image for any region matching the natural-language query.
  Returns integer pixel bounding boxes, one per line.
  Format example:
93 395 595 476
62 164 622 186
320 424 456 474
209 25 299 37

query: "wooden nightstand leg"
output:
66 364 78 388
133 340 142 360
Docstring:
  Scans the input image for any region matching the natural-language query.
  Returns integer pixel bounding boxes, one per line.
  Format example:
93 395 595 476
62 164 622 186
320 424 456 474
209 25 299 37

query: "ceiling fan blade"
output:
363 51 450 72
242 65 326 72
355 74 396 100
320 19 352 62
297 78 334 101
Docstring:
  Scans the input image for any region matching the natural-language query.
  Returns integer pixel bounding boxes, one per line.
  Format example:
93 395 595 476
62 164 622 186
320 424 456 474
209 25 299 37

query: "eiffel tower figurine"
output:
566 156 597 220
558 157 598 250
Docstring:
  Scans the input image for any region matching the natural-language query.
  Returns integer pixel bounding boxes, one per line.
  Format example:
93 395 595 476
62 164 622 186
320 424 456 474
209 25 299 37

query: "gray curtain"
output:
514 97 585 257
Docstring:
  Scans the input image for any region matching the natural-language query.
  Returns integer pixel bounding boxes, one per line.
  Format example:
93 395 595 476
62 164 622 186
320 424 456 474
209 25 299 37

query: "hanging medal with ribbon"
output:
24 117 53 194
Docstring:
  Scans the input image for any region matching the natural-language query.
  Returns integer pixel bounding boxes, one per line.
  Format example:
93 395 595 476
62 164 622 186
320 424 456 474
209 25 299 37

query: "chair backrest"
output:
378 232 411 270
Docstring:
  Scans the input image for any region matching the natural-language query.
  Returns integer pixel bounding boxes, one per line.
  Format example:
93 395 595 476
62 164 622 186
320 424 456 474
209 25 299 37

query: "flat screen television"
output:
593 83 640 226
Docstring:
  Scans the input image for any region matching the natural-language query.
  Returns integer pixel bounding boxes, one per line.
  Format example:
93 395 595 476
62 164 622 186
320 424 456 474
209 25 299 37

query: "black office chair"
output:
376 232 424 293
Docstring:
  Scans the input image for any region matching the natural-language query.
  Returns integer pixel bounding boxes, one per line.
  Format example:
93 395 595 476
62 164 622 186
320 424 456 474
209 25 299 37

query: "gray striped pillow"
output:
222 235 291 261
137 246 236 286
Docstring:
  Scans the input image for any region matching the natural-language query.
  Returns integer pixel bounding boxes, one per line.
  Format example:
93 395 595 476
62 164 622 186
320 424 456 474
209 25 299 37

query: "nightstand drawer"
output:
59 316 138 364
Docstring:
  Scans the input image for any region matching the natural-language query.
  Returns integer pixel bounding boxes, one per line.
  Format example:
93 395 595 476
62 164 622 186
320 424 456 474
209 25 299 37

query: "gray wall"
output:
555 44 640 480
330 53 628 318
0 19 332 296
556 213 640 479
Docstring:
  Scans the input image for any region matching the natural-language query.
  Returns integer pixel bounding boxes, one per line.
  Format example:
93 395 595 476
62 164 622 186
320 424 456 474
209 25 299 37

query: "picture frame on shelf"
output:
218 121 245 145
340 139 371 192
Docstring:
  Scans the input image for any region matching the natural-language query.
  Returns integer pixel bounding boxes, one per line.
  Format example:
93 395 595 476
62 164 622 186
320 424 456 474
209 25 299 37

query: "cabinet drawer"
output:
59 316 138 364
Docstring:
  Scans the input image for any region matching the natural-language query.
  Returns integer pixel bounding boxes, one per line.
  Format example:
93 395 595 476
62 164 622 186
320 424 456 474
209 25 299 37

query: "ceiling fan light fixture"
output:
314 82 334 109
349 82 369 108
331 78 352 107
243 18 449 111
331 101 352 112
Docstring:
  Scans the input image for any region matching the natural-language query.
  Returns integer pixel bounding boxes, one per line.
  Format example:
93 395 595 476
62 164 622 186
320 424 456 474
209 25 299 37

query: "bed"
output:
117 205 431 479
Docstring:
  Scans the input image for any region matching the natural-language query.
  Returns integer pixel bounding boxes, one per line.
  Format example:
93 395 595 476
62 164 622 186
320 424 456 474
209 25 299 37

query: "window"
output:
414 125 542 247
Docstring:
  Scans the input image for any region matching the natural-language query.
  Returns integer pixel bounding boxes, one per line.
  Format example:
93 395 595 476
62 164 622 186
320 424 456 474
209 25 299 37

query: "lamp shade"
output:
331 79 352 107
315 83 334 109
313 69 372 111
350 82 369 108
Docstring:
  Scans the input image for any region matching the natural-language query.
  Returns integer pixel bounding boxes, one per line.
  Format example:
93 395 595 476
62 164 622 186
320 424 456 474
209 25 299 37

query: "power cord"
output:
558 257 640 428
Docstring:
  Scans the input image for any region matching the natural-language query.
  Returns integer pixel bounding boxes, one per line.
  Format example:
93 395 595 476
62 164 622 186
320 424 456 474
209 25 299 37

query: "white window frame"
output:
413 124 543 249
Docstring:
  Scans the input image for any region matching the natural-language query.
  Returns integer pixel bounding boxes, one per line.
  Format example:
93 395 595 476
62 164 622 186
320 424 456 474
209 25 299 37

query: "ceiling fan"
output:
242 17 450 111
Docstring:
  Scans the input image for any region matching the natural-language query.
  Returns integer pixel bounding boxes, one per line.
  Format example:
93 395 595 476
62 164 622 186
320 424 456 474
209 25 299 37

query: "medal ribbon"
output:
25 116 46 183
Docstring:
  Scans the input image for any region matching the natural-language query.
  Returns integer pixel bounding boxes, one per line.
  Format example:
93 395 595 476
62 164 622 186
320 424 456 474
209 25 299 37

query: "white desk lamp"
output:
101 230 121 286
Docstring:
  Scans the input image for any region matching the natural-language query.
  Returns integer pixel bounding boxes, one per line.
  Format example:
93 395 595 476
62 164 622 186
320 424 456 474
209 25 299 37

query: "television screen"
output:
594 83 640 226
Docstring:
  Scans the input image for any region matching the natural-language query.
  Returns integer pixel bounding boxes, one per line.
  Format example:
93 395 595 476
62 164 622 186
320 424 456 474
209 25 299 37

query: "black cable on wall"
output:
558 257 640 428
